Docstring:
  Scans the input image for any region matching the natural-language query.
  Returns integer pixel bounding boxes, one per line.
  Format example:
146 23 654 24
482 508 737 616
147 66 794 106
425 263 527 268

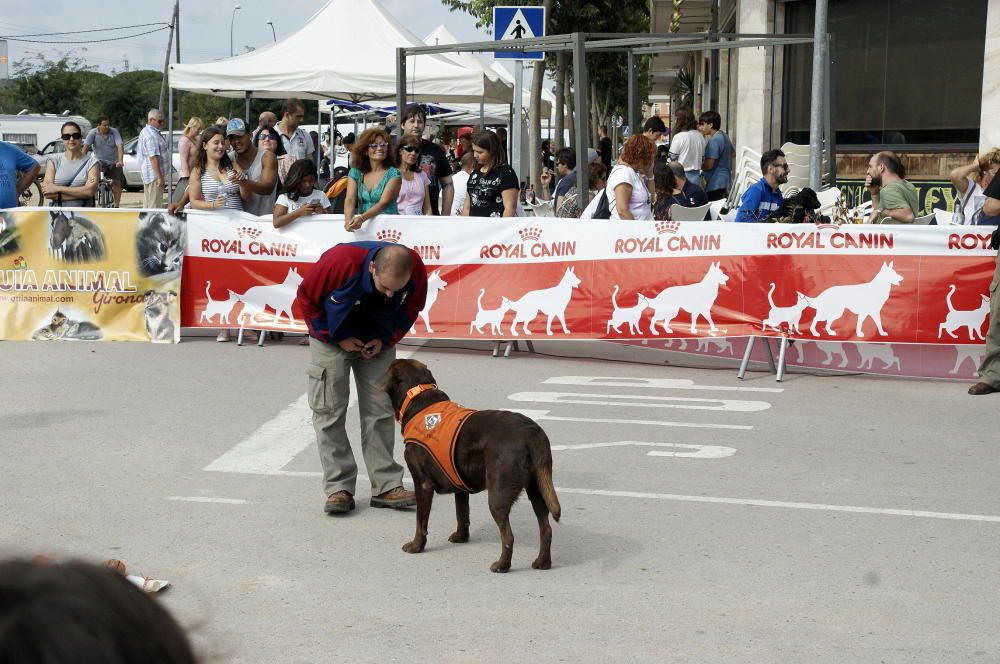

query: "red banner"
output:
181 211 995 346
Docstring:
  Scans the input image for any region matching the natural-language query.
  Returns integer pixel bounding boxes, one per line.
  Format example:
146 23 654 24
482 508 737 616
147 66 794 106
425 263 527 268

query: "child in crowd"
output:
272 159 331 228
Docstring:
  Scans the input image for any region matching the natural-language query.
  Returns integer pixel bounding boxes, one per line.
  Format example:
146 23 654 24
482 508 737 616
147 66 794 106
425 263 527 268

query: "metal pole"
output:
710 0 719 110
512 63 523 179
158 5 176 114
479 98 485 128
808 0 828 190
824 32 836 188
395 47 406 134
315 102 322 167
572 32 590 203
167 85 174 202
174 1 181 122
627 50 638 136
244 91 250 123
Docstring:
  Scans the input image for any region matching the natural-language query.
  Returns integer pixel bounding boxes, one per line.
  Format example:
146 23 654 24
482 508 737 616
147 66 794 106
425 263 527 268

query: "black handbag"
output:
591 189 612 219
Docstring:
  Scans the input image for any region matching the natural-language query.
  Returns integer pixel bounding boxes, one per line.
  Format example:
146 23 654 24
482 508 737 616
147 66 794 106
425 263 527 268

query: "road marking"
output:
204 348 414 476
545 376 784 393
508 409 752 431
551 441 736 459
554 488 1000 523
167 496 250 505
508 391 771 412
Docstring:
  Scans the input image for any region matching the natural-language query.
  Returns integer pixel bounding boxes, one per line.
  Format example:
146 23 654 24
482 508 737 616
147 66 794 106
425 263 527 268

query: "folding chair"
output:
669 203 711 221
933 208 955 226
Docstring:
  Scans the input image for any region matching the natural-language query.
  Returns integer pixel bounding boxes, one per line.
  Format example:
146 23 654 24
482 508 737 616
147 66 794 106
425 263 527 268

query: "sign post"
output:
494 6 546 186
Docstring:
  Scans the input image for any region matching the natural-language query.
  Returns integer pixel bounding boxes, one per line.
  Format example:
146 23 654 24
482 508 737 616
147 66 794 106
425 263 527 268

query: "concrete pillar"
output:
733 0 773 155
980 1 1000 152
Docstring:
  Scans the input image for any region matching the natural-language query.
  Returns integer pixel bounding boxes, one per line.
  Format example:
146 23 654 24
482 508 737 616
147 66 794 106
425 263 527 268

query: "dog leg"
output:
488 489 516 573
402 484 434 554
525 481 552 570
448 492 470 543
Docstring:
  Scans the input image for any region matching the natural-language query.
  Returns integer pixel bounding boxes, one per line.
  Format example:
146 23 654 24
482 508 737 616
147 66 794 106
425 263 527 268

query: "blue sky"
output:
1 0 493 75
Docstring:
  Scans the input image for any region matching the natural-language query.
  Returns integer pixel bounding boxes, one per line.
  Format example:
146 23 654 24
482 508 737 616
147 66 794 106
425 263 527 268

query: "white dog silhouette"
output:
200 280 239 325
950 345 984 376
938 284 990 340
648 262 729 335
231 267 303 325
413 269 447 333
855 343 901 371
507 266 581 336
808 262 902 337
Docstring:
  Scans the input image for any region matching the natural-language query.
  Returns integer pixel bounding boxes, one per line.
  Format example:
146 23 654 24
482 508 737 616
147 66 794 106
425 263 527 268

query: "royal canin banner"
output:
181 210 996 346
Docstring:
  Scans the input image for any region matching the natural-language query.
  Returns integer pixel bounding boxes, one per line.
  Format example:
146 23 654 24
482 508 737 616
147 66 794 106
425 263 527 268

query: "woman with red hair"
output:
344 127 401 231
582 134 654 220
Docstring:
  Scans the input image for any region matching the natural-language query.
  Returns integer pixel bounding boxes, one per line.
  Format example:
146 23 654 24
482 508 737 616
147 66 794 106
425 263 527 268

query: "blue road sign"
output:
493 6 546 61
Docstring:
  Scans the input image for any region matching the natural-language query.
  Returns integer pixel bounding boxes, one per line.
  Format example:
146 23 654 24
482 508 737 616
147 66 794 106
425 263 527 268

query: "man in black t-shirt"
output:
598 126 613 170
969 176 1000 395
400 104 454 216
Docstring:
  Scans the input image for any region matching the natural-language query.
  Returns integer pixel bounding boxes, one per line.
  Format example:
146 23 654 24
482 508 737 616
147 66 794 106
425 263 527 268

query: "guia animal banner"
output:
182 211 996 346
0 208 183 342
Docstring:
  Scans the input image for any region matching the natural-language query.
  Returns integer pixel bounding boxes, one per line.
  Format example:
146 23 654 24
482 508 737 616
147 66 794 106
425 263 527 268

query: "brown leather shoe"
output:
968 382 1000 396
324 490 355 514
370 486 416 509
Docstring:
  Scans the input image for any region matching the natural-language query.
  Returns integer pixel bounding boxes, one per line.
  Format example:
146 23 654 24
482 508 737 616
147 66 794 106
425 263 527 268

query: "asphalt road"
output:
2 336 996 663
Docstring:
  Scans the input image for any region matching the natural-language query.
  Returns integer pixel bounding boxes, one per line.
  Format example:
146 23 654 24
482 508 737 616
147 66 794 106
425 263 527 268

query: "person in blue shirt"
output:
735 149 788 223
698 110 735 201
0 141 40 209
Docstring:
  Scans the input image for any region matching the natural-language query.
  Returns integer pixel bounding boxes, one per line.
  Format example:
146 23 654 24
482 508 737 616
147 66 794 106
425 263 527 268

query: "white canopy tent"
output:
168 0 511 103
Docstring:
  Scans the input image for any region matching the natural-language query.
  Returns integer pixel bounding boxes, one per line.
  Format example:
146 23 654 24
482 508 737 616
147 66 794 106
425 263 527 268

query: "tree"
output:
0 52 96 117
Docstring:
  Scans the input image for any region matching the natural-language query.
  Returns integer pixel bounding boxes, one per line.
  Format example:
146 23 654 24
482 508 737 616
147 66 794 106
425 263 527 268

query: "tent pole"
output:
244 92 250 123
330 104 337 177
808 0 828 190
627 50 638 136
480 98 485 129
572 32 590 204
167 86 174 202
396 47 406 134
316 102 321 167
512 63 523 179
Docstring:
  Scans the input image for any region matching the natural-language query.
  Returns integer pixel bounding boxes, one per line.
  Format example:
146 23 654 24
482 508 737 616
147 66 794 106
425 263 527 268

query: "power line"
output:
2 26 170 44
0 22 169 38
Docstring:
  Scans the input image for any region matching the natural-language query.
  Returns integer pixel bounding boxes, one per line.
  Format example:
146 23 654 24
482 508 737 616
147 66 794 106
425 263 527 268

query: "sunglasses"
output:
61 132 82 140
369 142 389 150
400 146 418 153
259 135 276 141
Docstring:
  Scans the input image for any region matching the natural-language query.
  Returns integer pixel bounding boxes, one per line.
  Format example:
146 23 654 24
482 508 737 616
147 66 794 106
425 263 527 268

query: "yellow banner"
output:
0 208 183 343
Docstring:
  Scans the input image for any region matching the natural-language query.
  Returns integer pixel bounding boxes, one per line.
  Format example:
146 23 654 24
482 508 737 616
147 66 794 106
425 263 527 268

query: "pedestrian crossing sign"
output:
493 6 546 60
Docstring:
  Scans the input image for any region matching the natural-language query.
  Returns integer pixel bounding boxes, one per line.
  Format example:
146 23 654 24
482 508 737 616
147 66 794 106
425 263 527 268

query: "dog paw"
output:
402 540 425 554
490 560 511 573
531 557 551 570
448 531 469 543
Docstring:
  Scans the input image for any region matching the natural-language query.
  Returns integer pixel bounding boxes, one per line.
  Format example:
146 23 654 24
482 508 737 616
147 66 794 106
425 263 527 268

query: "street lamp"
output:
266 20 276 43
229 4 241 57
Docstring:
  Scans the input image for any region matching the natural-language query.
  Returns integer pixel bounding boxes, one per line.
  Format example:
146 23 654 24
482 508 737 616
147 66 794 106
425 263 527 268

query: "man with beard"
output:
865 151 918 224
399 105 453 215
735 148 787 223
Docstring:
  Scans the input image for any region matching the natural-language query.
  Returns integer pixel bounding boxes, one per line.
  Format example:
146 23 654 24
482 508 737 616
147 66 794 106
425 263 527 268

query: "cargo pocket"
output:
306 364 332 413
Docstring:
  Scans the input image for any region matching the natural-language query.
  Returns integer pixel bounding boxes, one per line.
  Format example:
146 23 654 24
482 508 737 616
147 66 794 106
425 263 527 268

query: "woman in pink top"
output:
394 134 431 215
174 116 203 203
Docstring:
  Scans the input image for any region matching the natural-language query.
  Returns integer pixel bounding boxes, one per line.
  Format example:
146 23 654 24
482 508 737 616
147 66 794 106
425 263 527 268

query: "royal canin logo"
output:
377 227 442 262
376 229 403 243
518 226 543 242
236 226 262 241
656 220 680 235
815 223 840 230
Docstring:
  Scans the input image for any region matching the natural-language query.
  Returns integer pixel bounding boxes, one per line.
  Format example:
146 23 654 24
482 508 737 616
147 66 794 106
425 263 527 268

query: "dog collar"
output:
397 383 437 422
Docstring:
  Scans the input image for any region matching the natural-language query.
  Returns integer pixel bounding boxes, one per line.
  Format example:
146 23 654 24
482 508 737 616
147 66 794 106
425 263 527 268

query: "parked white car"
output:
122 132 183 190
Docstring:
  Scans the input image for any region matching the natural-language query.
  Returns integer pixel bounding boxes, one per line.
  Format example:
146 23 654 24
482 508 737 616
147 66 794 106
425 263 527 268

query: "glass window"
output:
783 0 986 147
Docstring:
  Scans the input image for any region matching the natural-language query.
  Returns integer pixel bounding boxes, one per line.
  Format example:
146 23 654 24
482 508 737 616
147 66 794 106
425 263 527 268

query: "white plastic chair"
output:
912 213 935 225
933 208 955 226
708 199 727 220
670 203 711 221
526 200 553 217
721 208 739 223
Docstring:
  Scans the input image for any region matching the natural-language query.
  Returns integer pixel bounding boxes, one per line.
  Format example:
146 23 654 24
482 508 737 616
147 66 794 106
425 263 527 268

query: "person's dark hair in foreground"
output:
0 558 196 663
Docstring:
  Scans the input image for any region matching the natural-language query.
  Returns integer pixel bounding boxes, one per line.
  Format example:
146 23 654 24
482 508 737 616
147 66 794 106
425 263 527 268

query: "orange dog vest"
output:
399 384 475 492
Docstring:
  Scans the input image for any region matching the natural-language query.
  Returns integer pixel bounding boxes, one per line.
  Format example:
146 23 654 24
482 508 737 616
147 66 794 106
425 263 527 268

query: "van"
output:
0 112 92 154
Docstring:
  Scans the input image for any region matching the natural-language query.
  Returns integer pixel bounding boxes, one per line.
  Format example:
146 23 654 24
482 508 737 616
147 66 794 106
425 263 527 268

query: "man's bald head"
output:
373 244 414 278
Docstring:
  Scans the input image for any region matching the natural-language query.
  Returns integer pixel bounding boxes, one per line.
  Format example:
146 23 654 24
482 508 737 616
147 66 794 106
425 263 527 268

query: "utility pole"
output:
174 1 181 121
158 1 178 114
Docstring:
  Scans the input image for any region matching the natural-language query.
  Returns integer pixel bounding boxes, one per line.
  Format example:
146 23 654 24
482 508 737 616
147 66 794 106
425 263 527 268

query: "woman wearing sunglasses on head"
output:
42 121 99 207
395 134 431 216
344 127 400 232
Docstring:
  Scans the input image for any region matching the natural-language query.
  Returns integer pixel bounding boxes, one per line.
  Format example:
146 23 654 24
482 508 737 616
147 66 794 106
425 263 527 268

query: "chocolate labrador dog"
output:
381 358 561 573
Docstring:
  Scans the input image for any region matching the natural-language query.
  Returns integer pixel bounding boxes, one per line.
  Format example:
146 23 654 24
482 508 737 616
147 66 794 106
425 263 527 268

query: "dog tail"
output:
530 431 561 522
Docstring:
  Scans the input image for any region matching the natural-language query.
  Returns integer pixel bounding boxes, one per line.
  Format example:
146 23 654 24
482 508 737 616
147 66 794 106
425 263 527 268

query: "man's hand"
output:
865 174 880 195
338 337 365 353
361 339 383 358
115 160 123 168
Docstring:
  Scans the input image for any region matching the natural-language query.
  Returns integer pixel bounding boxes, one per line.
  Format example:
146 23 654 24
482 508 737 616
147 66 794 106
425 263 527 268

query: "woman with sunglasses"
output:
254 126 291 185
344 127 400 232
42 121 99 207
394 134 431 216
